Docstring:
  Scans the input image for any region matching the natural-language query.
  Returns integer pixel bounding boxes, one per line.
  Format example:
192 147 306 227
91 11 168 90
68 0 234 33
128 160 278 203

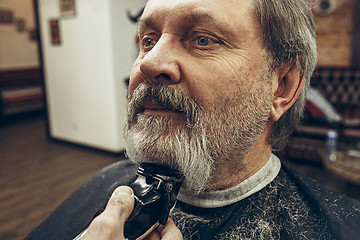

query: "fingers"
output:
82 186 135 240
144 219 183 240
159 219 183 239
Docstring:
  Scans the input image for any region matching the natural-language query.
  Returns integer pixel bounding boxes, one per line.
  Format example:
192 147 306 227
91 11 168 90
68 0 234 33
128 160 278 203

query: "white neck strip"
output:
177 153 281 208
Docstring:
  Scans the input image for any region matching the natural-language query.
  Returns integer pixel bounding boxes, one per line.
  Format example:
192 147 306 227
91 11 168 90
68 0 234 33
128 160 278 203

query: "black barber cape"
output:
26 159 360 240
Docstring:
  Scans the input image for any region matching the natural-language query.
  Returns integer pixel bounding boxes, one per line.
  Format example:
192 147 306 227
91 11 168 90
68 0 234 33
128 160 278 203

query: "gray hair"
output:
254 0 318 150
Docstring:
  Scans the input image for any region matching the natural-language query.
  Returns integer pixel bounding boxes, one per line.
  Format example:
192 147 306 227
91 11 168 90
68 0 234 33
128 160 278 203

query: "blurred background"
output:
0 0 360 239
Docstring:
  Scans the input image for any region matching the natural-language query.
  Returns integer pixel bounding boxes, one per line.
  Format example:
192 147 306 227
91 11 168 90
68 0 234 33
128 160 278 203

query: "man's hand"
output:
82 186 183 240
143 218 183 240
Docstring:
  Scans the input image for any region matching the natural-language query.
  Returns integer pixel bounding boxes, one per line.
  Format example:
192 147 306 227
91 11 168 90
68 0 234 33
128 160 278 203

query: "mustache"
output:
127 83 202 128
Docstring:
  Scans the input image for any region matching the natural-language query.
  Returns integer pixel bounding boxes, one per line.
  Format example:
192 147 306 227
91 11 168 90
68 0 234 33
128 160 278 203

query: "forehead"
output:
141 0 257 34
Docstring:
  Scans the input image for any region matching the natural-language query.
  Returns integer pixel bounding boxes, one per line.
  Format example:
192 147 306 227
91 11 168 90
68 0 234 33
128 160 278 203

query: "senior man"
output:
26 0 360 239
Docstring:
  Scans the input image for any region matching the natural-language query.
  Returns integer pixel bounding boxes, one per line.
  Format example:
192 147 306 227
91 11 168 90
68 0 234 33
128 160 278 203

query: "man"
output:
26 0 360 239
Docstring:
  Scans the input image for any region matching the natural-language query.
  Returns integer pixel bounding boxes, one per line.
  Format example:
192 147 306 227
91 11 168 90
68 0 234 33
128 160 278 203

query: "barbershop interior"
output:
1 0 360 239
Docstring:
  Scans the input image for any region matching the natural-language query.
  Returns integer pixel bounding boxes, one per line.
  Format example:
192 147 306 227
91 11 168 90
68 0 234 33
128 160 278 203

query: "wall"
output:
0 0 40 70
314 0 355 67
38 0 146 152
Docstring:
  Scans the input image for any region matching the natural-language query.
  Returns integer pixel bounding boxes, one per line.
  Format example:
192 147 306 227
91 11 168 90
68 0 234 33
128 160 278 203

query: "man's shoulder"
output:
275 164 360 239
279 163 360 206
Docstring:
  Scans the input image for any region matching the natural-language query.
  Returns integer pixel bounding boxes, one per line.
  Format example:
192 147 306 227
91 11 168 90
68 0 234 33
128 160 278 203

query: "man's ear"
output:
270 62 304 121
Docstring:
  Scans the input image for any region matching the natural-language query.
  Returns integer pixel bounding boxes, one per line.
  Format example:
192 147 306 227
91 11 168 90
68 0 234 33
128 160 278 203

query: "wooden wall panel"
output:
351 0 360 66
314 0 355 67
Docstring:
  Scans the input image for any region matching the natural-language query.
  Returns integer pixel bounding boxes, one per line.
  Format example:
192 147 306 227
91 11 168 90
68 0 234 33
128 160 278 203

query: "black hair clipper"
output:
74 163 184 240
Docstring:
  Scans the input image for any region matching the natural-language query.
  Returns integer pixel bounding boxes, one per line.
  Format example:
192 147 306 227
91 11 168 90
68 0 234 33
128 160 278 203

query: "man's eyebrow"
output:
183 12 218 25
183 12 236 38
138 11 230 34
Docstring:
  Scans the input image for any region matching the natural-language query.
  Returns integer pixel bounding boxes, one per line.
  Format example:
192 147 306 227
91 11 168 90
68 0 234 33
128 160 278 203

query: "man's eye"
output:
143 37 157 48
194 35 220 48
196 36 212 46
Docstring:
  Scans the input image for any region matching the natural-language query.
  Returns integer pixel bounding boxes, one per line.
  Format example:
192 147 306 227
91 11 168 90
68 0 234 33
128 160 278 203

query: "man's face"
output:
125 0 273 191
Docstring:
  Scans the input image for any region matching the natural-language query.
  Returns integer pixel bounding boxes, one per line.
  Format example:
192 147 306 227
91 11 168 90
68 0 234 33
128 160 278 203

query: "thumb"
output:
104 186 135 224
83 186 135 239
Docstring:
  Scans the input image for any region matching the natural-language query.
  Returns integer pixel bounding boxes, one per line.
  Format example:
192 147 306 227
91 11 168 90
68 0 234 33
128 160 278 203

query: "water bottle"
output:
326 130 338 163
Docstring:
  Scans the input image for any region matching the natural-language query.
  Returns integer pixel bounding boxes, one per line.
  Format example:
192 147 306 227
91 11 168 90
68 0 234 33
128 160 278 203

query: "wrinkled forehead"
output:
140 0 257 35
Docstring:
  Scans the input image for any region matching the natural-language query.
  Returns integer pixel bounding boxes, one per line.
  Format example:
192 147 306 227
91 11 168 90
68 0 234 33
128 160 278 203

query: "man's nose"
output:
139 36 181 85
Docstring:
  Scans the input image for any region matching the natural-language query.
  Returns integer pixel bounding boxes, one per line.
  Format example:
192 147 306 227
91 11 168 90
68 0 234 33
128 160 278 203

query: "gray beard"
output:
124 115 214 192
124 78 272 192
124 83 214 192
